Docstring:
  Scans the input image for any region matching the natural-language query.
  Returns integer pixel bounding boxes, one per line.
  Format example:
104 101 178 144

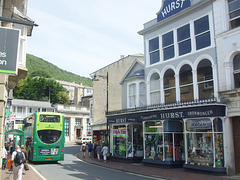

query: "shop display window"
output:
127 124 143 157
113 125 127 157
113 124 143 158
185 118 224 168
144 120 184 161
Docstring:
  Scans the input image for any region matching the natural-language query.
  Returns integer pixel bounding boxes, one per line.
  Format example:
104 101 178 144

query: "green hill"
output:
26 54 92 87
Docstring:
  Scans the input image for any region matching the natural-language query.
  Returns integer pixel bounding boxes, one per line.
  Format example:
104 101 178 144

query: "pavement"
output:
76 153 240 180
0 163 43 180
2 141 240 180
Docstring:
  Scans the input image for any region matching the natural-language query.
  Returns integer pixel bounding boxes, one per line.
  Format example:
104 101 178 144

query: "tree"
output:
13 77 70 104
29 70 51 78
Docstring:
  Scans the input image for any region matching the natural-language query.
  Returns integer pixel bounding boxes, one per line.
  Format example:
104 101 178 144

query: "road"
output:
31 144 163 180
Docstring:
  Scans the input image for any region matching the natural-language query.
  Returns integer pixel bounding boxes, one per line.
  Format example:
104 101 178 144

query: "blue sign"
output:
157 0 191 22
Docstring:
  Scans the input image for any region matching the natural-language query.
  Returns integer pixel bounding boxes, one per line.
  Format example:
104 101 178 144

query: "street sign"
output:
0 27 20 75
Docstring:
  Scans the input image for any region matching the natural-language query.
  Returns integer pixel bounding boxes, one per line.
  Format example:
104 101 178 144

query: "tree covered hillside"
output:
26 54 92 87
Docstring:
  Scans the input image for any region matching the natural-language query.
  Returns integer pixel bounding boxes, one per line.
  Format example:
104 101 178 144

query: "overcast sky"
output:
26 0 160 78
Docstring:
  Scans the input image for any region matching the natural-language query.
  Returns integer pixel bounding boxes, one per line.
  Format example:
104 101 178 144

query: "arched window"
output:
139 82 146 107
164 69 176 104
197 59 214 99
150 73 160 104
179 65 193 102
129 83 136 108
233 53 240 88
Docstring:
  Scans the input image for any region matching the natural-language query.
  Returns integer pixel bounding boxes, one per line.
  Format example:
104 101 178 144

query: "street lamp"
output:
92 72 108 114
92 72 110 150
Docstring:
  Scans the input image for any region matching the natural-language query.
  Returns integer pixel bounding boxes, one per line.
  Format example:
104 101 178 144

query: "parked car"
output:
75 137 92 145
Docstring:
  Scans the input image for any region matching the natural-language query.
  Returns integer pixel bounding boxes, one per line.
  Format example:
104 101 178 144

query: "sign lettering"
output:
157 0 191 22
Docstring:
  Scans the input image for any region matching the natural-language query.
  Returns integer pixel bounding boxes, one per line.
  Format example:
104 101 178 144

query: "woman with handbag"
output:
101 143 109 163
21 145 29 172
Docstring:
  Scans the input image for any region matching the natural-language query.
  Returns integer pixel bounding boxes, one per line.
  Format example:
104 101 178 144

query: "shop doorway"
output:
233 117 240 174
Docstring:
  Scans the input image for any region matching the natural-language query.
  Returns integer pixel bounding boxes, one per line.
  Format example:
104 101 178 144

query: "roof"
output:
120 60 145 85
12 99 54 108
90 53 144 77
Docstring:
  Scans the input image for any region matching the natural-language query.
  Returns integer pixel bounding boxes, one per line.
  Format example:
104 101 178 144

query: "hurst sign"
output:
0 27 20 75
157 0 191 22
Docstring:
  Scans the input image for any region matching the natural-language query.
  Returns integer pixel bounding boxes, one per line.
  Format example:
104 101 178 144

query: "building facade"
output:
54 104 90 142
90 54 144 144
105 0 240 175
0 0 36 166
6 99 55 130
56 80 93 106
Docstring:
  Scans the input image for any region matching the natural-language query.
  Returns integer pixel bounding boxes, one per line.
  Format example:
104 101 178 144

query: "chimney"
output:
120 55 125 59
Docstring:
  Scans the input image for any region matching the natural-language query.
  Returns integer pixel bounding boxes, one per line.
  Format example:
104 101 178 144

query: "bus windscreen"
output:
40 115 60 122
37 130 61 144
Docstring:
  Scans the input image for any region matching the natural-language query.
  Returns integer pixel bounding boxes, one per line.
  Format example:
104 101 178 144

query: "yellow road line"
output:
28 163 47 180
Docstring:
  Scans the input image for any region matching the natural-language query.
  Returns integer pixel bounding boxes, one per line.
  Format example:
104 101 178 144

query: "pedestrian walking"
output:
21 145 29 172
96 142 102 162
81 142 87 158
101 143 109 163
93 142 97 158
2 143 7 169
11 145 25 180
88 141 93 158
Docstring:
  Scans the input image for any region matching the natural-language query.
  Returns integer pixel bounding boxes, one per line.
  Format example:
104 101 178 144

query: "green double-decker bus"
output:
22 112 65 162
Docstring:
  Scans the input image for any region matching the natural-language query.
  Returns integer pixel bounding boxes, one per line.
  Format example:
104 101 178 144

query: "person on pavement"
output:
21 145 28 173
96 142 102 162
2 143 7 169
11 145 25 180
81 142 87 158
88 141 93 158
101 143 109 163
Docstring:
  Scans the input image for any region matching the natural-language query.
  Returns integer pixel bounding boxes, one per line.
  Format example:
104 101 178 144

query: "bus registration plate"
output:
40 149 59 155
40 149 50 155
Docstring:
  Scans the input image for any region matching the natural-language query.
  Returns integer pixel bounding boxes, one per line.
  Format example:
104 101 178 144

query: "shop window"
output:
144 120 184 162
179 65 194 102
164 69 176 104
213 118 224 168
233 53 240 88
197 59 214 99
162 31 174 60
129 83 136 108
185 118 224 168
126 125 143 158
194 15 211 50
150 73 161 104
113 125 127 157
177 24 191 56
149 37 160 65
228 0 240 29
139 82 146 107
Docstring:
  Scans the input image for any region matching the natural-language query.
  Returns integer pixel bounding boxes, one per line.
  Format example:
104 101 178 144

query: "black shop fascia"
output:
107 103 226 172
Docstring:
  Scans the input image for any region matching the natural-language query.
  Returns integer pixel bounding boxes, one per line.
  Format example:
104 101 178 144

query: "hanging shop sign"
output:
157 0 191 22
107 105 226 124
0 27 20 75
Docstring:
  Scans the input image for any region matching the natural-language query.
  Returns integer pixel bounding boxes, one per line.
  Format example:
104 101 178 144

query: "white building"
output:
56 80 93 106
106 0 240 176
6 99 55 130
54 104 90 142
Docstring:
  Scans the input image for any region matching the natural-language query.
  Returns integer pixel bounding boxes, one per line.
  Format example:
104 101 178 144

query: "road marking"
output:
74 153 167 180
28 163 47 180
